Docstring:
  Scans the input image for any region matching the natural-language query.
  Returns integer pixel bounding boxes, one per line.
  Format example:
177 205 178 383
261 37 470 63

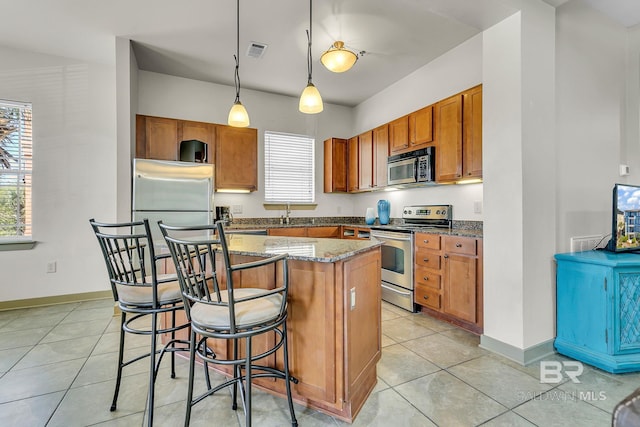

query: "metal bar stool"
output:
159 221 298 427
89 218 191 426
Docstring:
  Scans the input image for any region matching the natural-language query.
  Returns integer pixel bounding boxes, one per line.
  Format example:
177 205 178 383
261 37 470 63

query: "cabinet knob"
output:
423 276 428 281
423 258 429 262
423 240 429 244
423 295 429 300
444 254 449 259
455 243 462 247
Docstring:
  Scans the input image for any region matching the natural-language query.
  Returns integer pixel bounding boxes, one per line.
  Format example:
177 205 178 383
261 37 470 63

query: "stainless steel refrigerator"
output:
132 158 214 243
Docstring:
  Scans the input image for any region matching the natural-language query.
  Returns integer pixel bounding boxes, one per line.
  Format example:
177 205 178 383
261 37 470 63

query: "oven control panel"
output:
403 205 452 221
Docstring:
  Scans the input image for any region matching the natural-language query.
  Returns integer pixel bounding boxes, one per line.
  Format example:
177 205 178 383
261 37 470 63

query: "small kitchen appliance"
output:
387 147 435 186
215 206 233 225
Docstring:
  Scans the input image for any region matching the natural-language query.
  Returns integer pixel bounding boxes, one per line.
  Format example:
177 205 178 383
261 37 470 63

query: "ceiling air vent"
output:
246 42 268 59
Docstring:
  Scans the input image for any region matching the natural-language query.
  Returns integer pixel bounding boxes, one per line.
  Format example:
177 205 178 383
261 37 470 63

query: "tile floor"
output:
0 298 636 426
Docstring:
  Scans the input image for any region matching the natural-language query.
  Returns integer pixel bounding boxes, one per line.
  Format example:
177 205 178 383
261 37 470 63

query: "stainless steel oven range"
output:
371 205 452 312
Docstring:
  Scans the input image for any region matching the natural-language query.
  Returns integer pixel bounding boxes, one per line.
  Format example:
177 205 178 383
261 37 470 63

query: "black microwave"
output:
387 147 435 185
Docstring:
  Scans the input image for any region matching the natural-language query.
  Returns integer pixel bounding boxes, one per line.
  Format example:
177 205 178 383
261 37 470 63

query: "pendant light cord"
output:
306 0 313 84
234 0 241 103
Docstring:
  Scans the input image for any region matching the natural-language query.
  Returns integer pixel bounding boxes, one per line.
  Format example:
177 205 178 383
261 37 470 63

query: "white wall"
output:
0 46 117 301
136 71 356 220
555 0 629 250
352 35 484 221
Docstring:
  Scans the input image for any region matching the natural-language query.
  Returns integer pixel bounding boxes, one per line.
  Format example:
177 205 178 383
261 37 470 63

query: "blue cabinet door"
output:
615 270 640 353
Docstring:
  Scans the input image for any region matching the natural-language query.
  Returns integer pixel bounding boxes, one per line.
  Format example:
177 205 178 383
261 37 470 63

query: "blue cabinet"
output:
555 251 640 373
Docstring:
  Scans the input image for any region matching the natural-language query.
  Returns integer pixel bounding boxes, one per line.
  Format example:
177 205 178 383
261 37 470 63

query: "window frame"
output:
0 99 33 247
263 130 316 204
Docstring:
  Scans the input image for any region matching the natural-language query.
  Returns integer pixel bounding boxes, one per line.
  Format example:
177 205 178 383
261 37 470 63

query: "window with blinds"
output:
264 131 315 203
0 100 32 239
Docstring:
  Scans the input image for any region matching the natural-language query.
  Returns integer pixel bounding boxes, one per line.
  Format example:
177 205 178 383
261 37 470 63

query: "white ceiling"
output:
1 0 640 107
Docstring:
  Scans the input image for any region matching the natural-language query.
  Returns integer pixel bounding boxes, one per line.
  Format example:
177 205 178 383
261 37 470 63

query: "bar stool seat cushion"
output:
116 274 182 305
191 288 283 329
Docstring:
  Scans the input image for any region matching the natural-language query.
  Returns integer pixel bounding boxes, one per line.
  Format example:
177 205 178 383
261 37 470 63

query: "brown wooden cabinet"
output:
388 116 409 154
307 226 341 238
414 232 483 333
347 137 359 192
373 124 388 188
215 125 258 192
324 138 348 193
136 115 258 191
268 226 342 238
136 115 179 161
358 131 373 190
179 120 215 163
434 94 463 182
463 85 483 179
435 85 483 183
342 226 371 240
409 105 433 148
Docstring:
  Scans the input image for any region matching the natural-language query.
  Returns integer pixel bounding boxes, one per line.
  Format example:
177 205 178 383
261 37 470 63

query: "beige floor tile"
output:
0 312 66 332
382 317 436 343
395 371 507 426
336 388 436 427
60 306 114 324
0 346 31 372
0 358 85 403
47 373 149 426
74 298 116 311
480 411 536 426
377 344 440 386
0 391 65 427
513 389 612 426
448 356 553 408
40 317 112 344
13 334 100 370
408 312 457 332
402 332 486 368
380 333 396 347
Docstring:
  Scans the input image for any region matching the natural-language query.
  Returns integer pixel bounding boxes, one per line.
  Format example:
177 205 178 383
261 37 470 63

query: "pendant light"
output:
299 0 323 114
321 41 358 73
228 0 250 127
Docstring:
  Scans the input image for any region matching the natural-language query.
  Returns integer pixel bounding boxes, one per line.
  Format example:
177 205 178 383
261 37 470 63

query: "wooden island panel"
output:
161 243 381 423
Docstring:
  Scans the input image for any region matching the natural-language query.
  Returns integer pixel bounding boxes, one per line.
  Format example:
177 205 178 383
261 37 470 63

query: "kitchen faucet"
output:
285 202 291 224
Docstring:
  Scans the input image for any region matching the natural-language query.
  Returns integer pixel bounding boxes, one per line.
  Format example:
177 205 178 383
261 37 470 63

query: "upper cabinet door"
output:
463 85 483 179
136 115 179 161
347 136 359 192
435 94 463 182
388 116 409 154
373 124 389 188
324 138 348 193
215 125 258 192
179 121 216 163
358 131 373 190
409 105 433 148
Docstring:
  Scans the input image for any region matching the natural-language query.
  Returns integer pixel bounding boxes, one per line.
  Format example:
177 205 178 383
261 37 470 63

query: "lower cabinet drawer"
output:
415 266 441 290
415 284 441 310
415 248 441 270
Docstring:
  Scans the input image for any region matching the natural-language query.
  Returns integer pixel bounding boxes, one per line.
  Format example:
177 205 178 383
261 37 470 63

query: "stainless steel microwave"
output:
387 147 435 185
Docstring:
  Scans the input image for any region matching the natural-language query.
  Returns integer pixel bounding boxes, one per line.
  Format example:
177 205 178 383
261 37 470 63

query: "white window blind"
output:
264 131 315 203
0 100 32 238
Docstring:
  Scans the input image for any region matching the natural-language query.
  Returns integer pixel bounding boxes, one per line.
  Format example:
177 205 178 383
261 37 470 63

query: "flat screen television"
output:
608 183 640 252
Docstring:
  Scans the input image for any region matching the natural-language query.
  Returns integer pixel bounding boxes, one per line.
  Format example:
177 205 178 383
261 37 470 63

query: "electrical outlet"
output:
232 204 243 214
570 235 606 252
474 200 482 214
350 287 356 310
46 261 57 273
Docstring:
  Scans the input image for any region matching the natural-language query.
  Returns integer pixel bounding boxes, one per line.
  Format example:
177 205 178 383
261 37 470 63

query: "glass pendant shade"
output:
228 101 250 127
299 83 323 114
321 41 358 73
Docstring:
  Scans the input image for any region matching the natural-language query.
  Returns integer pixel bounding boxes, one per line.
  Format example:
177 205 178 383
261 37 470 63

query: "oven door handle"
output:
381 283 412 296
371 233 412 242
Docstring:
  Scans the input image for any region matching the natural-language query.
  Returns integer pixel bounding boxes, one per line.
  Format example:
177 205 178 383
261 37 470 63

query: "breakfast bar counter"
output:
162 235 383 422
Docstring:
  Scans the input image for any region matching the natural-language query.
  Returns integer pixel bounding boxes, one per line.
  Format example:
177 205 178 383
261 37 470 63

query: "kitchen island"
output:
162 234 383 422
